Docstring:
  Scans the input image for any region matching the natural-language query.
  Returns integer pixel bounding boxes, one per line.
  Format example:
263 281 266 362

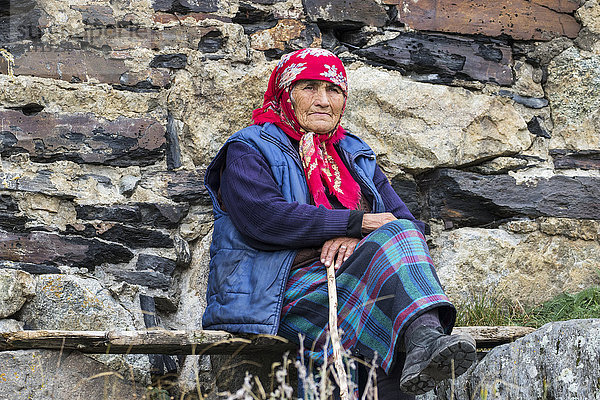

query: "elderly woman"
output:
203 48 475 398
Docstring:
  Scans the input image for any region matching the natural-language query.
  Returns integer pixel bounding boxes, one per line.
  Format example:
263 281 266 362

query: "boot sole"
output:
399 335 477 395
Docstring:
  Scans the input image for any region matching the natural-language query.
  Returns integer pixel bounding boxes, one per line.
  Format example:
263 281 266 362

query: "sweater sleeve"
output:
220 141 354 249
372 165 428 234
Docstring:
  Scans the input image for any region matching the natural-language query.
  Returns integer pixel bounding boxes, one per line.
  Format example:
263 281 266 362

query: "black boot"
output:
398 326 476 395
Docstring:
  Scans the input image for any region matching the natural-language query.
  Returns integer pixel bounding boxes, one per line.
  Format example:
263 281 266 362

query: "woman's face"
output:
290 79 345 134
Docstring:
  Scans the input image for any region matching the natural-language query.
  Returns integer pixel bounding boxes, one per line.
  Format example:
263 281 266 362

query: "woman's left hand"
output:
320 237 361 270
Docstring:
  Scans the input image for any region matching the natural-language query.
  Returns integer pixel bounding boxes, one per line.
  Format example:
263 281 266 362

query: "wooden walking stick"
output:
326 262 350 400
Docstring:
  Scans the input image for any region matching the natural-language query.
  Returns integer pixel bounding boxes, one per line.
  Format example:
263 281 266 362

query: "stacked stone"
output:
0 0 599 398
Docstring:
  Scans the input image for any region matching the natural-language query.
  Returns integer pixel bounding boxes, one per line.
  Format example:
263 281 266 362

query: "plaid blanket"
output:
278 219 455 373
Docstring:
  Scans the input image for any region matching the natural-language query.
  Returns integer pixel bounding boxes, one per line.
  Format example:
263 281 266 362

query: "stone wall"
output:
1 0 599 398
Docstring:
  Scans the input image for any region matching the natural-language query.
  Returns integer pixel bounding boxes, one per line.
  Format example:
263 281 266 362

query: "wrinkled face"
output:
290 79 345 135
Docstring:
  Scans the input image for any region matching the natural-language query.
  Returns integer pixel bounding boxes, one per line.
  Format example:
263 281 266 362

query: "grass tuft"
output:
455 286 600 329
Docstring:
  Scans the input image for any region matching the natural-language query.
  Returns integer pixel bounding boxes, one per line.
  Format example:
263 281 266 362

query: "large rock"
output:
168 55 272 166
0 75 162 120
0 319 24 332
431 219 600 306
343 64 531 174
17 274 151 384
418 319 600 400
0 269 35 318
546 47 600 150
18 274 139 330
0 350 145 400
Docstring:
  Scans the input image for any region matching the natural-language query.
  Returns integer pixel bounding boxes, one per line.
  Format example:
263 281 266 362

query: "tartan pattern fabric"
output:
278 219 454 373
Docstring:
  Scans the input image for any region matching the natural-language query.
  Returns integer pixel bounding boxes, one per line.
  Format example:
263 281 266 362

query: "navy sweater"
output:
220 141 424 250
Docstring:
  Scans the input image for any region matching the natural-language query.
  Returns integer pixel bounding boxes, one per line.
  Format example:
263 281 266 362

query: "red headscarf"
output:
252 48 361 210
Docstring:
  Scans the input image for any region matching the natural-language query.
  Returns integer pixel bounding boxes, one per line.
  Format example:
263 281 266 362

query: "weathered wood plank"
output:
0 330 296 355
454 326 535 348
384 0 580 41
0 327 535 354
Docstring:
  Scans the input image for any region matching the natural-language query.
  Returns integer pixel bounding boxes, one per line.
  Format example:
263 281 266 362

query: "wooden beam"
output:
0 327 535 355
454 326 536 348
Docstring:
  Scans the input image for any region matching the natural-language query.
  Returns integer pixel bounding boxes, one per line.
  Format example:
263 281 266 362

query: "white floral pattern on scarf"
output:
296 48 334 59
278 62 307 89
320 64 348 92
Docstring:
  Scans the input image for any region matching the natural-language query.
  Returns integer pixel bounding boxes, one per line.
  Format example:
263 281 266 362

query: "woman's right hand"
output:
361 212 397 234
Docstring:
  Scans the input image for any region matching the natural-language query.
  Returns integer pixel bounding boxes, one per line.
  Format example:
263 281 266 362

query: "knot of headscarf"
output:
252 48 361 210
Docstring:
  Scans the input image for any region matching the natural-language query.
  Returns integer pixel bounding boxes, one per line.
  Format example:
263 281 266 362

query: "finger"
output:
321 239 340 267
320 240 332 264
342 242 355 262
325 240 343 267
334 244 348 269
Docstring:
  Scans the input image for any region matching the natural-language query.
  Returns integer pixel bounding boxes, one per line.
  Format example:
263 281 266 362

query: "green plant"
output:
455 285 600 329
527 286 600 327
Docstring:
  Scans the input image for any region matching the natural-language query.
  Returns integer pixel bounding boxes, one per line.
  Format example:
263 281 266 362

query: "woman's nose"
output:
313 87 330 106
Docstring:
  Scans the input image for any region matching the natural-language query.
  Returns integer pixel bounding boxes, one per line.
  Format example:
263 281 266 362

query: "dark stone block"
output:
421 169 600 227
387 0 580 41
198 30 224 53
355 32 513 85
1 48 128 84
499 90 549 109
75 203 189 229
166 113 183 170
390 177 422 219
0 110 166 167
0 168 67 199
66 223 173 249
0 260 62 274
0 230 133 269
152 0 219 13
119 70 172 89
139 294 159 327
110 269 171 289
233 2 275 25
0 0 42 45
339 29 372 49
136 254 177 276
303 0 387 28
527 116 551 139
165 171 211 204
247 0 287 4
70 5 116 26
149 53 188 69
173 234 192 268
551 150 600 171
0 195 29 232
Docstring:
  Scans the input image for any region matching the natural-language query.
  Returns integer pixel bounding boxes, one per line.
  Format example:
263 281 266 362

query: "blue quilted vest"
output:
202 123 385 334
